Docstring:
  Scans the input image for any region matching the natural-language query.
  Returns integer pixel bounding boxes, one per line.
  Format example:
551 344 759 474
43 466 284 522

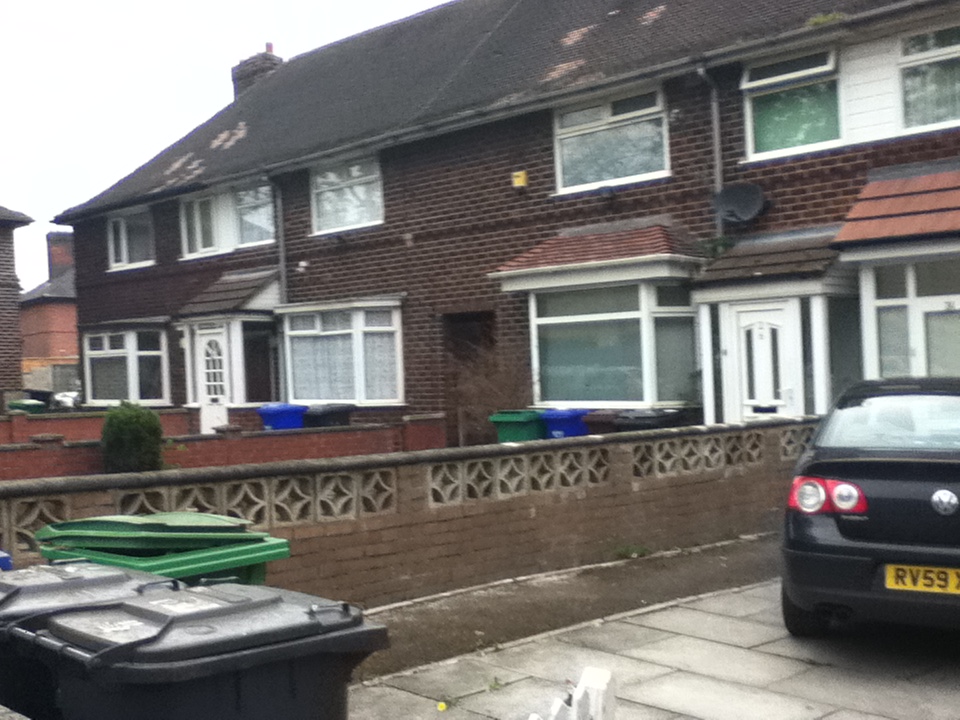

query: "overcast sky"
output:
0 0 451 292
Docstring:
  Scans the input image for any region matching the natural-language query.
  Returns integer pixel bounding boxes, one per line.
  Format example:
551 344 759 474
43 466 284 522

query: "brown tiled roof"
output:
834 170 960 245
696 236 837 285
496 226 701 274
178 268 277 317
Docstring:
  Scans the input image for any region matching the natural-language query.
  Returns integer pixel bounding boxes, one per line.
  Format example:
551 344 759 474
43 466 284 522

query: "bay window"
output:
84 330 168 405
532 284 696 406
868 259 960 379
283 303 402 404
554 91 668 192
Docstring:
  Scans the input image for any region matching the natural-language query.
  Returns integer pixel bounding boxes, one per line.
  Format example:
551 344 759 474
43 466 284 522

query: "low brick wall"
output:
0 409 191 444
0 415 447 481
0 419 815 607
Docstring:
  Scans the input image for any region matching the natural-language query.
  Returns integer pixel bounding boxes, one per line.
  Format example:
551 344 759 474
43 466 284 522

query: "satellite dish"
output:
714 183 767 223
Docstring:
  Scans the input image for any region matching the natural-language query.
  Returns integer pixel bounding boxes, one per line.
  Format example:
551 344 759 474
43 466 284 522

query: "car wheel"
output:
781 586 829 637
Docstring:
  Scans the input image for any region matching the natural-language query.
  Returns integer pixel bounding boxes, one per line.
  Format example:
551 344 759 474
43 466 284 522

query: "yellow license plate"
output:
885 564 960 594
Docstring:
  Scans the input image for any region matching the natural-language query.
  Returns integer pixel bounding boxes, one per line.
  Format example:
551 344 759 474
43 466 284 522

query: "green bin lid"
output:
489 410 542 422
36 512 269 551
38 537 291 579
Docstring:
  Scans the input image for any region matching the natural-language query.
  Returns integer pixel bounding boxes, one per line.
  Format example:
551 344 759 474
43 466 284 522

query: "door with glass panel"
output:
723 301 804 421
195 324 230 406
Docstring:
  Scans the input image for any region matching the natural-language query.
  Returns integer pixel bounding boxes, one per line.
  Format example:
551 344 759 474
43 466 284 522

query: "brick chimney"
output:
231 43 283 99
46 232 74 279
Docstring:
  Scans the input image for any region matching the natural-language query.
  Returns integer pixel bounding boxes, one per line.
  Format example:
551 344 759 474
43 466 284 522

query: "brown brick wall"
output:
71 65 960 430
0 417 450 480
2 421 807 607
0 227 22 392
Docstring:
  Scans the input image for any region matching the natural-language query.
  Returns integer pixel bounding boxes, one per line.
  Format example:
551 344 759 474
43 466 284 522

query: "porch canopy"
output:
834 169 960 246
177 268 279 317
490 218 704 292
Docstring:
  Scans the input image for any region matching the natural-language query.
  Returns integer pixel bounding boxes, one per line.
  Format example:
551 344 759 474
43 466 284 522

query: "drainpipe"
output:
270 177 288 304
270 177 288 403
697 65 724 239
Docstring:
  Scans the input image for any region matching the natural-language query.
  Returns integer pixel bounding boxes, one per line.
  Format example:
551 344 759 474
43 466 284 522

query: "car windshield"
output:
817 393 960 450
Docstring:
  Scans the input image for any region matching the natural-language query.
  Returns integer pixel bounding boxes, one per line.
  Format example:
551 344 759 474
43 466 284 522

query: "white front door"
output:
196 325 230 405
722 300 804 421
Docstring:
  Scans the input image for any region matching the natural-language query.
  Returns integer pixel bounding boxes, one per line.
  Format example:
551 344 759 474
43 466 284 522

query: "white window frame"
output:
106 209 155 270
279 300 403 405
310 158 385 236
741 50 842 160
862 260 960 379
898 22 960 133
553 90 670 194
235 185 276 246
529 283 696 408
180 184 275 259
83 329 170 406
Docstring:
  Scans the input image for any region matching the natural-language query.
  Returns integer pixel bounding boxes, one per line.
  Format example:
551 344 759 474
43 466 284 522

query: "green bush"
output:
101 402 164 473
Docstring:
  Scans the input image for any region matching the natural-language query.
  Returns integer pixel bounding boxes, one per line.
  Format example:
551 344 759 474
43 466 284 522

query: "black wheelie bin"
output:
8 581 389 720
0 562 165 720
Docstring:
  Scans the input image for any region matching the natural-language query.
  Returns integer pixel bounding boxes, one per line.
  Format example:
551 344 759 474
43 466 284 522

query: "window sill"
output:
107 261 156 272
85 400 171 408
742 139 844 164
551 171 671 198
308 220 384 238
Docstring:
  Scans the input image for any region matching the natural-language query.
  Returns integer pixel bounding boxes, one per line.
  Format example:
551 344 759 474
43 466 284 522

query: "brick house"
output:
20 232 80 396
55 0 960 441
0 205 30 409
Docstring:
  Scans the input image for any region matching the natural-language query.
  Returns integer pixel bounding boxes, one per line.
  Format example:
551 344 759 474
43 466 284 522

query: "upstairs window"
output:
84 330 168 405
236 186 275 245
180 184 274 258
742 51 840 156
107 210 155 269
555 91 668 192
311 159 384 234
182 198 215 255
901 24 960 129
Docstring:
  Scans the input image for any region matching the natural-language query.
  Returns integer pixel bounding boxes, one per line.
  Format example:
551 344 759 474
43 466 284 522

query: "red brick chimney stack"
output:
231 43 283 99
46 232 74 280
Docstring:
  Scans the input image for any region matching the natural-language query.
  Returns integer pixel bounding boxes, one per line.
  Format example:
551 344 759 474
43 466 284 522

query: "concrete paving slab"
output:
679 589 776 617
738 580 782 603
478 638 673 686
619 671 835 720
556 620 673 654
741 603 786 627
625 605 788 647
383 657 527 701
455 676 563 720
756 635 943 679
623 634 812 686
821 711 898 720
349 684 486 720
770 665 960 720
616 698 689 719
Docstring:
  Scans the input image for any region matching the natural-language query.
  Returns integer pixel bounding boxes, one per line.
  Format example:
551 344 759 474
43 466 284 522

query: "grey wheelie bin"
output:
0 562 164 720
8 581 389 720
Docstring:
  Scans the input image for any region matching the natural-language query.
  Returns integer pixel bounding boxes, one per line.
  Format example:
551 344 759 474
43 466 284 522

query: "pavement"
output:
352 537 960 720
4 534 960 719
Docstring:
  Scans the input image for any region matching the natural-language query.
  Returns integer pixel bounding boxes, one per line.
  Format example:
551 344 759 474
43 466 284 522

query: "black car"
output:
782 378 960 636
